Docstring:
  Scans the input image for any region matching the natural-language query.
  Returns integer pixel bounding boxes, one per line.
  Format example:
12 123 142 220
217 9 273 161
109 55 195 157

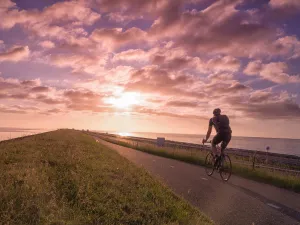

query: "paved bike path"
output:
96 138 300 225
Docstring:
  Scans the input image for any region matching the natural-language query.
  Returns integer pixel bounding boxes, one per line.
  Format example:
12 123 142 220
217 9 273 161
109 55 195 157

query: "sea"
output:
114 132 300 157
0 128 47 142
1 129 299 157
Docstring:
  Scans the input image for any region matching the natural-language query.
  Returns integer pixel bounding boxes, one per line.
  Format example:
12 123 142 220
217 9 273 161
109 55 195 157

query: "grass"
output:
98 136 300 193
0 130 213 225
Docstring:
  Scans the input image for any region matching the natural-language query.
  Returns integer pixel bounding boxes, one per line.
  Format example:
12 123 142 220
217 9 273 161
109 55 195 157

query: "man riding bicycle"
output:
202 108 232 159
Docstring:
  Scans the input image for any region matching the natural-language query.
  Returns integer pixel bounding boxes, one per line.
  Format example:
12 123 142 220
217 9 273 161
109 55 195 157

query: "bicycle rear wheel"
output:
220 154 232 181
205 152 215 176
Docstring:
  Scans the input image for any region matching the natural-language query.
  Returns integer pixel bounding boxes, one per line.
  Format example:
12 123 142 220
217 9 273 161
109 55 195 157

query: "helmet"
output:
213 108 221 115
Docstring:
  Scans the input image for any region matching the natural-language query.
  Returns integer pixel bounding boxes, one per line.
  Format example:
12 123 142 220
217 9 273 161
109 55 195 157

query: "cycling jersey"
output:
209 114 232 133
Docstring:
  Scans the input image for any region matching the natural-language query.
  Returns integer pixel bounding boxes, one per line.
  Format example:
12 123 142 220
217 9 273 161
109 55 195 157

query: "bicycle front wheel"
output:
205 152 215 176
220 154 232 181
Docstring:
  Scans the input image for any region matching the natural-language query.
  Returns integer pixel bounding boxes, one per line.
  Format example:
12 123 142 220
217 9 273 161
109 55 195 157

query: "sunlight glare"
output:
106 92 141 109
118 132 132 137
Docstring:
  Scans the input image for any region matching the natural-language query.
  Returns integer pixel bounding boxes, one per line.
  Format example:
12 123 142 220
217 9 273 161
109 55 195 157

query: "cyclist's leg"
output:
212 133 222 157
220 132 231 154
218 133 231 168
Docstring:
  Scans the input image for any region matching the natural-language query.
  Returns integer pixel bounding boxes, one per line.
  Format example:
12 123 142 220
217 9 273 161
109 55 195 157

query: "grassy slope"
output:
100 137 300 193
0 130 212 225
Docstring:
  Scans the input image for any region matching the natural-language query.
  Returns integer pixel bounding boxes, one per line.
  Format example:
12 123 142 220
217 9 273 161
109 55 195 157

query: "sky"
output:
0 0 300 138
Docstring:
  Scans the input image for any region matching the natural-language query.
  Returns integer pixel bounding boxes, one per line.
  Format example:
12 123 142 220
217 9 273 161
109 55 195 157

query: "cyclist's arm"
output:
204 125 212 142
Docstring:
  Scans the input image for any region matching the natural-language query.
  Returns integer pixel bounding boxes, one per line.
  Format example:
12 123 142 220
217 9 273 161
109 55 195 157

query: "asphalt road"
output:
96 138 300 225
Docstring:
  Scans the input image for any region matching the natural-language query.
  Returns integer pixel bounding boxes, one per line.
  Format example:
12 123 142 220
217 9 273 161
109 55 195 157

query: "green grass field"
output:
98 136 300 193
0 130 212 225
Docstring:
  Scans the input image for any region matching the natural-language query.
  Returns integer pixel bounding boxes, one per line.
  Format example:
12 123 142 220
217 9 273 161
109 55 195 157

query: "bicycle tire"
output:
205 152 215 176
220 154 232 181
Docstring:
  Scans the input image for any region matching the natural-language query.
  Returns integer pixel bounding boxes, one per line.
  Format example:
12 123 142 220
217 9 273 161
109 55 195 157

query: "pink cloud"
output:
125 66 206 98
208 73 234 81
108 12 141 23
274 36 300 59
0 46 29 62
165 100 199 108
0 1 101 30
206 56 240 72
64 89 102 101
91 27 147 50
235 101 300 119
35 95 65 105
0 77 20 90
21 79 41 87
95 0 182 22
39 41 55 49
205 81 250 96
0 0 15 9
113 49 149 62
31 86 51 93
135 106 209 120
50 53 107 74
149 0 276 58
244 61 300 83
249 90 274 103
0 105 27 114
269 0 300 8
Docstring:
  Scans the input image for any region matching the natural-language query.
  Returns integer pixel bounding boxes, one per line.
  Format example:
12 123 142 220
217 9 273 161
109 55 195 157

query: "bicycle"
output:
203 141 232 181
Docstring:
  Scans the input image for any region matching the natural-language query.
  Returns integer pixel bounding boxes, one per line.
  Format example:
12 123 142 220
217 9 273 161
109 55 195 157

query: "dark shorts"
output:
212 132 231 150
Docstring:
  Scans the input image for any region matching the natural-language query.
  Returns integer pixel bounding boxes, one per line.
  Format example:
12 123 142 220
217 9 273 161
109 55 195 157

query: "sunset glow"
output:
0 0 300 138
105 92 141 109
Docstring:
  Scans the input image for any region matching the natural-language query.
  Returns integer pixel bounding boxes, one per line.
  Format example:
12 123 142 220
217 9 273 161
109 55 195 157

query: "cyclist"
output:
202 108 232 160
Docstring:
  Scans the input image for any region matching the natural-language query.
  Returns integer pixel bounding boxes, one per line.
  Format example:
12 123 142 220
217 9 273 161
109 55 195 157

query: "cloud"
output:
235 101 300 119
0 46 29 62
50 53 107 74
91 27 147 50
9 93 30 99
0 77 64 105
135 106 209 120
269 0 300 9
31 86 51 93
35 95 65 105
21 79 41 87
0 1 101 30
204 80 250 96
113 49 149 62
0 77 20 90
149 0 276 58
108 12 141 23
208 73 234 81
151 54 197 71
0 0 15 9
165 100 199 107
39 41 55 49
0 1 101 46
95 0 182 22
125 66 206 98
206 56 240 72
64 89 102 102
0 104 39 114
40 108 64 115
249 90 274 103
0 77 42 95
63 89 107 112
0 105 27 114
274 36 300 59
244 61 300 83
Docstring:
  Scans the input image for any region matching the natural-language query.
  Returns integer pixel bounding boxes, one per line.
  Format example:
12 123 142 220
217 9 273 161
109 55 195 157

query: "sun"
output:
106 92 141 109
